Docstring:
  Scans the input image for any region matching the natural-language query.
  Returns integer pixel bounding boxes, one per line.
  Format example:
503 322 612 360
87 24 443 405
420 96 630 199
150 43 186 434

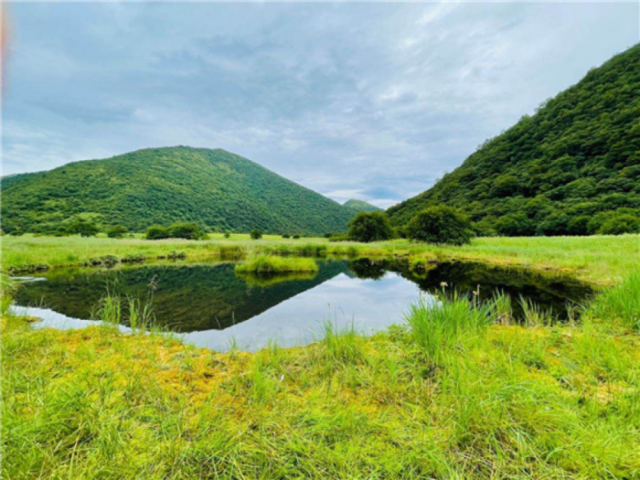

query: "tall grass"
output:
235 255 318 274
589 271 640 330
94 290 156 333
405 293 492 367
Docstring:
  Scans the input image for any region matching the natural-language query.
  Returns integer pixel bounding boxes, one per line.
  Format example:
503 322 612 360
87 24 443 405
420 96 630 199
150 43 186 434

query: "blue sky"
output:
3 1 638 208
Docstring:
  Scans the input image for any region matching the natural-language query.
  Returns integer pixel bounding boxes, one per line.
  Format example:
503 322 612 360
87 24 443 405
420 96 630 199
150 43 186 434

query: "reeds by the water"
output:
235 255 319 274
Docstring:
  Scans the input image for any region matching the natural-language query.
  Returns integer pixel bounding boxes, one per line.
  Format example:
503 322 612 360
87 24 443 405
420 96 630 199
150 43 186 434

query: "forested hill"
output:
343 199 383 213
388 44 640 236
1 147 356 235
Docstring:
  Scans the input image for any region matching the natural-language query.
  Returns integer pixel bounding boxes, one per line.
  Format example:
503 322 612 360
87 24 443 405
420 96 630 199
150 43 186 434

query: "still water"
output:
13 259 592 351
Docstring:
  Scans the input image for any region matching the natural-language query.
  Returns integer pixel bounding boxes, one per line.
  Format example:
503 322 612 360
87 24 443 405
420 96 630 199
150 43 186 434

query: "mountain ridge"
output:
387 44 640 236
343 199 383 213
1 146 355 235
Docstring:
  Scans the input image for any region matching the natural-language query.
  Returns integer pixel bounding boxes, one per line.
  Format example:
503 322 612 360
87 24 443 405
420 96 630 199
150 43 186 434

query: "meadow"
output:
2 233 640 478
3 233 639 284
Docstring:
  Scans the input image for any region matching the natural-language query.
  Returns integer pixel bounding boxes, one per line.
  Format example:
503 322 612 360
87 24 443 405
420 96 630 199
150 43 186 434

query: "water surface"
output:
13 259 592 351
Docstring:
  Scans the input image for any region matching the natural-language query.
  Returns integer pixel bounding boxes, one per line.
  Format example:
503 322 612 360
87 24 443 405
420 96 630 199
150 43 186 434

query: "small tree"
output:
146 225 170 240
107 225 128 238
250 228 263 240
282 233 291 239
69 220 99 237
292 234 301 239
168 222 205 240
347 212 395 243
406 206 472 245
224 232 231 239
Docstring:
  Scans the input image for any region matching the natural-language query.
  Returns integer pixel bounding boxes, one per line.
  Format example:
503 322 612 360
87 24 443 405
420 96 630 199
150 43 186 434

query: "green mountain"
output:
343 199 382 213
388 44 640 236
1 147 355 235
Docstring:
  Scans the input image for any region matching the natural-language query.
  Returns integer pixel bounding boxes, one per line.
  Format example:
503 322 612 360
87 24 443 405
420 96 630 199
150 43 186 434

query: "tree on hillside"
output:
250 229 263 240
347 212 395 243
597 214 640 235
406 206 472 245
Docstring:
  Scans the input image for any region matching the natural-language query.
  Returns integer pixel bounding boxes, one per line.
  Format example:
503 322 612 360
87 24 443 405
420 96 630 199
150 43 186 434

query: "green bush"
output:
224 232 231 239
146 225 170 240
250 229 263 240
598 214 640 235
282 234 290 239
168 222 205 240
406 206 472 245
107 225 128 238
69 220 99 237
292 234 301 239
347 212 395 243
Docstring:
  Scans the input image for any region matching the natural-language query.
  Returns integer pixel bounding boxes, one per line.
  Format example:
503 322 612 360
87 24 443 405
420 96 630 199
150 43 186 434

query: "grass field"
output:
2 234 639 477
2 233 639 284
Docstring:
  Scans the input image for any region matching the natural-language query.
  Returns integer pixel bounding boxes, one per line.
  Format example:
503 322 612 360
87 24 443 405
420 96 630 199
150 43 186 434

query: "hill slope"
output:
1 147 355 235
343 199 383 213
388 44 640 236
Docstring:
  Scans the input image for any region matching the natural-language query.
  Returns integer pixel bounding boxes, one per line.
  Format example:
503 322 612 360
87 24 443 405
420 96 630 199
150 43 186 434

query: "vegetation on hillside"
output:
388 44 640 236
1 147 355 236
343 199 383 213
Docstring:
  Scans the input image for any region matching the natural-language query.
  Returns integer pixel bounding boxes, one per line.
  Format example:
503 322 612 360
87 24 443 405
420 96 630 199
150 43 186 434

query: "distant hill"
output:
1 147 355 235
388 44 640 236
343 199 383 213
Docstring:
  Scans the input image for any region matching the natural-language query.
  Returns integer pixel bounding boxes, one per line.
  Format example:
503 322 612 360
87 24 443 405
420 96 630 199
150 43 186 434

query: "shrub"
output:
598 214 640 235
567 216 591 236
536 213 570 236
347 212 395 243
292 234 301 239
250 229 263 240
168 222 205 240
224 232 231 239
282 233 291 239
146 225 170 240
107 225 128 238
406 206 472 245
69 220 99 237
53 226 71 237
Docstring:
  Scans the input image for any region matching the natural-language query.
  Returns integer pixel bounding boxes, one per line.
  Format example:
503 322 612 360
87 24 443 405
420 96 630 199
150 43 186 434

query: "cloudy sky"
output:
3 1 638 208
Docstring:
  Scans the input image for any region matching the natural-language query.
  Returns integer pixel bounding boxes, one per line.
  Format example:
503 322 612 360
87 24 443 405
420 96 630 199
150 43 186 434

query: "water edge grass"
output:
234 255 319 274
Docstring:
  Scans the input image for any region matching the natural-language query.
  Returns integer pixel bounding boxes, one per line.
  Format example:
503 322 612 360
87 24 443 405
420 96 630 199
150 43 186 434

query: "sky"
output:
2 1 638 208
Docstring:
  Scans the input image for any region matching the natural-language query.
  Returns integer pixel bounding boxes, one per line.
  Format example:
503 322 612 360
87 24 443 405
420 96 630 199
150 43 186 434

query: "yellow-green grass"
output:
3 280 640 478
235 255 319 274
2 233 638 285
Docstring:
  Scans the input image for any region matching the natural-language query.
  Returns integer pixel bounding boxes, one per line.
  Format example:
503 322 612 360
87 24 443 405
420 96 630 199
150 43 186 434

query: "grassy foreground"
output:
3 275 640 478
2 235 640 477
2 233 639 284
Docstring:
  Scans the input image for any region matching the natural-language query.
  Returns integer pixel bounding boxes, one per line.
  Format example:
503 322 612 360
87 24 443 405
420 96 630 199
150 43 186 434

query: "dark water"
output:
13 259 593 351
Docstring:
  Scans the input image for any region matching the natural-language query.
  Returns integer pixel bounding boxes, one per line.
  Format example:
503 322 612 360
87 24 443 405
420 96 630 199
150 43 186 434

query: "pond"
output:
12 259 593 352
